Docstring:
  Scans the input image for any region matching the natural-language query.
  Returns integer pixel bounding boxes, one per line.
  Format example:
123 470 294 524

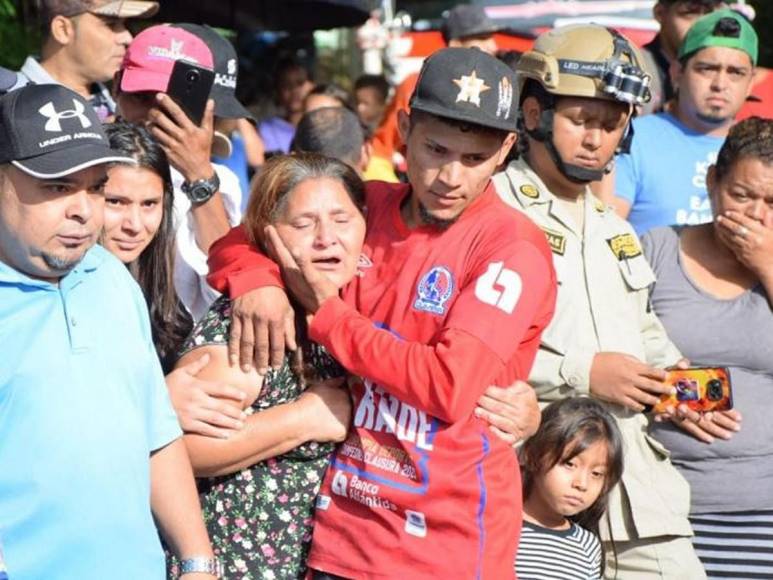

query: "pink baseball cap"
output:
120 25 214 93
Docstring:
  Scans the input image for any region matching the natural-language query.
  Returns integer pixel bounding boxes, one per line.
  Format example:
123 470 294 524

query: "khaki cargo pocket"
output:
618 255 656 291
644 432 672 460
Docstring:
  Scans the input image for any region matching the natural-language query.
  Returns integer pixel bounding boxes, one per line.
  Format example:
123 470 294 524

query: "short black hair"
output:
292 107 365 167
274 57 312 85
305 83 353 110
354 74 390 103
714 116 773 181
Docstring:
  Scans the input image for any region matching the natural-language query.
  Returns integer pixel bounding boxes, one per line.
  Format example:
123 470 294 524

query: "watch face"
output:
184 173 220 204
189 183 216 203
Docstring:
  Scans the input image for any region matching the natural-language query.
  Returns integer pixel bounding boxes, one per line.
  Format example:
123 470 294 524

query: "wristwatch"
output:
180 556 222 577
181 171 220 205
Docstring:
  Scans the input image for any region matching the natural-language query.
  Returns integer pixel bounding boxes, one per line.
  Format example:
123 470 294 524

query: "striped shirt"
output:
692 510 773 579
516 521 601 580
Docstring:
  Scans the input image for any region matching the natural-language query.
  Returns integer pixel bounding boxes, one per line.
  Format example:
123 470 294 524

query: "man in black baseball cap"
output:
203 46 555 580
441 4 501 55
398 46 519 226
371 4 503 181
0 82 218 580
0 82 130 278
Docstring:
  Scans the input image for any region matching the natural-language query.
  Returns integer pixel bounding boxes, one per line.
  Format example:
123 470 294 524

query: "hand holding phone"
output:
652 367 733 414
148 61 216 184
166 60 215 126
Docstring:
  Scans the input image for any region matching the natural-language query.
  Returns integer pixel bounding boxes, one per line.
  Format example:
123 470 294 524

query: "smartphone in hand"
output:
652 367 733 414
166 60 215 126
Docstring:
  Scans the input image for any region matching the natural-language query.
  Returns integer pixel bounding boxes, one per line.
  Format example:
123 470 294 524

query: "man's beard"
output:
696 111 729 126
418 202 458 230
41 251 84 274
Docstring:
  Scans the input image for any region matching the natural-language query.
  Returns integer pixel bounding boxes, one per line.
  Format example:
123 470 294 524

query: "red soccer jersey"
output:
207 181 556 579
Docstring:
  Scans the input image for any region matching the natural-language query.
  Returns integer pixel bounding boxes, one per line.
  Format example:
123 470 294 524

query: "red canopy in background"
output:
399 28 657 59
739 68 773 120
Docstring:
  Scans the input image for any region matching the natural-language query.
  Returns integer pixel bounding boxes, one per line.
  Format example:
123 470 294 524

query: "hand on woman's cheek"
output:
265 224 339 314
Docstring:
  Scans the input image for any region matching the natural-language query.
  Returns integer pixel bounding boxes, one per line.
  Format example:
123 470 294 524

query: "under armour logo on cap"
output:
38 99 92 132
0 84 133 179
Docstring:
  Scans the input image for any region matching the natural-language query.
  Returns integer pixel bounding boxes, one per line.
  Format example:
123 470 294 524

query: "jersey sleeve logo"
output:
413 266 454 315
475 261 522 314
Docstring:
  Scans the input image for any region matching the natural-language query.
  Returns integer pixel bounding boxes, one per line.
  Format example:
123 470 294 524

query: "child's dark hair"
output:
520 397 624 532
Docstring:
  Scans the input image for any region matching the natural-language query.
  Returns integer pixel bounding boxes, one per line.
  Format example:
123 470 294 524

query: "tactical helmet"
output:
515 24 649 184
517 24 651 106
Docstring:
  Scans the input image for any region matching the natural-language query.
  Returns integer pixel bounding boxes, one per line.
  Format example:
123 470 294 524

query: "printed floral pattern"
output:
167 296 344 579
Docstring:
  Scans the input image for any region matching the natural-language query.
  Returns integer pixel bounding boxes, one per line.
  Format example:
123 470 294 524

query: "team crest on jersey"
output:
414 266 454 315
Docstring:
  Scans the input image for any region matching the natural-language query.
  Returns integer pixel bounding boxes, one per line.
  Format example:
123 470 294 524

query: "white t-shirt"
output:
171 163 242 321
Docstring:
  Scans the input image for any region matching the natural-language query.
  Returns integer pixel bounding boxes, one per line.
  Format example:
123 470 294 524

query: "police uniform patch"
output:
520 184 540 199
414 266 454 315
541 227 566 255
607 233 642 260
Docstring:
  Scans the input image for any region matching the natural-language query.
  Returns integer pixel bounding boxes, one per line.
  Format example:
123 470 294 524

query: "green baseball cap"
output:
678 9 758 65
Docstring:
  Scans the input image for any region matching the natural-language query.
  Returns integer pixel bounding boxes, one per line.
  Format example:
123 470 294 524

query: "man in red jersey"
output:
207 47 556 579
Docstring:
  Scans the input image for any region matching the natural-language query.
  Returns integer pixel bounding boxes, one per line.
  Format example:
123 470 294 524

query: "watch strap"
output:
179 556 222 577
181 172 220 204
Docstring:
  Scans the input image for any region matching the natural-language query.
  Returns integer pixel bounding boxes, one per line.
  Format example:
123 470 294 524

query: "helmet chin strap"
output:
526 108 607 183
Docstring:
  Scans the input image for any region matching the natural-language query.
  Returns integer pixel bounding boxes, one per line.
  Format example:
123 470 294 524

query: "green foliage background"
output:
0 1 770 70
0 0 39 69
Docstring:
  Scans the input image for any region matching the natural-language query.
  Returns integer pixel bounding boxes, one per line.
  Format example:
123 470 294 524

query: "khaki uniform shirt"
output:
493 158 693 542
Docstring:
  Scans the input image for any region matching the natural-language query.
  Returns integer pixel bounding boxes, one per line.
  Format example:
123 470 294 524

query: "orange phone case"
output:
653 367 733 414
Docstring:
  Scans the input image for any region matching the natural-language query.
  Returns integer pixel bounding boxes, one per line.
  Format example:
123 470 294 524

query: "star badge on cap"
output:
453 70 490 107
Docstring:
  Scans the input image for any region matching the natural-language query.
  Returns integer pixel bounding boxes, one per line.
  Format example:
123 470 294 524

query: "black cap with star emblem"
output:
409 47 518 133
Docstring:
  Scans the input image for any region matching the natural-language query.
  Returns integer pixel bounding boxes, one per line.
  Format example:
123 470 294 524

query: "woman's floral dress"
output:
166 296 344 580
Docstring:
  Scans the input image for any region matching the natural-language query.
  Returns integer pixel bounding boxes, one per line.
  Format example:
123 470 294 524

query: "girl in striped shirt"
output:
516 398 624 580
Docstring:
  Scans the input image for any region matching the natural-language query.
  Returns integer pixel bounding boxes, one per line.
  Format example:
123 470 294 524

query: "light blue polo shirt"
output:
615 112 724 236
0 245 182 580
